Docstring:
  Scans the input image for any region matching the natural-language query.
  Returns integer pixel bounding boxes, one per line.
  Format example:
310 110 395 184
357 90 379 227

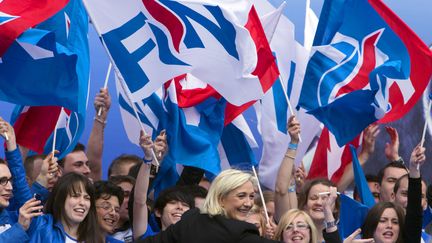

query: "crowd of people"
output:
0 89 430 243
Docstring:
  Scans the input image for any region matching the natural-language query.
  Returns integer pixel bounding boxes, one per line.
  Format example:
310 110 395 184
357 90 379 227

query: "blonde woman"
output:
274 209 318 243
138 169 281 243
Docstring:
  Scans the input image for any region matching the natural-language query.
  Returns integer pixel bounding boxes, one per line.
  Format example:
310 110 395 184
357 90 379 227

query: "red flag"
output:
13 106 62 153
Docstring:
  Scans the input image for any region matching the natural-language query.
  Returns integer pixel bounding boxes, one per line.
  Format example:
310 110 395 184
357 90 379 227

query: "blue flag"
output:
36 0 90 116
298 0 432 146
221 123 257 169
350 145 375 207
164 83 226 176
339 194 370 238
1 0 89 113
9 0 89 159
0 29 79 110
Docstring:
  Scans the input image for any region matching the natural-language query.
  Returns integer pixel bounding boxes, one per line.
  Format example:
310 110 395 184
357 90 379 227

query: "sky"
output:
0 0 431 179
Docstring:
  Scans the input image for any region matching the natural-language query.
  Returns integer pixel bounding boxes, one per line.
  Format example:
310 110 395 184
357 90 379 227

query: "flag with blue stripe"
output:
298 0 432 146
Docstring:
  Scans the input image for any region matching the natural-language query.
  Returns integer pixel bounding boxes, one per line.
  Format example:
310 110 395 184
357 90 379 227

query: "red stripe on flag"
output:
244 5 279 92
307 128 331 180
169 74 222 108
13 106 62 153
143 0 184 53
370 0 432 123
308 128 361 184
336 31 381 97
224 5 279 125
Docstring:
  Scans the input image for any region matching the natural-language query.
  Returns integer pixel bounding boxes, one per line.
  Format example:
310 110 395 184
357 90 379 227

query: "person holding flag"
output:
0 119 44 241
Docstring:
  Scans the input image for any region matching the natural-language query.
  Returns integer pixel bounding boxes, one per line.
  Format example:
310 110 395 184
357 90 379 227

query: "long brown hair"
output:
298 178 340 220
45 172 103 243
361 202 405 243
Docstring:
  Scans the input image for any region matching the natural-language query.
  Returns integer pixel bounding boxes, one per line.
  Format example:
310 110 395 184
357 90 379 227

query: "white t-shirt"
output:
65 233 78 243
112 228 133 243
0 224 11 234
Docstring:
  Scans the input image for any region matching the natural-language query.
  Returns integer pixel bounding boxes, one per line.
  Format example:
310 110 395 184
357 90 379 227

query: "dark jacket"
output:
137 208 280 243
403 177 423 243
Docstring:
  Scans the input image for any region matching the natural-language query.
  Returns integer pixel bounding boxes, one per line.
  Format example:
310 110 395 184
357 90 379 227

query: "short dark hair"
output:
393 174 409 194
24 154 45 181
0 158 7 165
94 180 125 206
108 154 143 177
127 163 142 179
353 174 379 199
154 186 195 215
153 186 195 228
362 202 404 243
58 143 86 167
109 175 136 187
182 185 208 199
377 162 407 185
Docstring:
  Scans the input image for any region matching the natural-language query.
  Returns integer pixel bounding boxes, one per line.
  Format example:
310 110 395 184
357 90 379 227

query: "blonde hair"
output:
274 209 318 243
247 205 266 235
201 169 256 217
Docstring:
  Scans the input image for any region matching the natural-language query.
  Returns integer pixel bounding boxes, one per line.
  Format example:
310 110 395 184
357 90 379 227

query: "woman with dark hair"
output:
359 144 426 243
28 172 103 243
361 202 405 243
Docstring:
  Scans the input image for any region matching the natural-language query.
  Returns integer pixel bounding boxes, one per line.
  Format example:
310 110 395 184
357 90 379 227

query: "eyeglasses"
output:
96 202 120 214
286 223 310 232
0 177 12 186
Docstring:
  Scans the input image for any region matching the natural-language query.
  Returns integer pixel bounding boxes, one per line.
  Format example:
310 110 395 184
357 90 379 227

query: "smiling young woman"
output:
28 173 103 243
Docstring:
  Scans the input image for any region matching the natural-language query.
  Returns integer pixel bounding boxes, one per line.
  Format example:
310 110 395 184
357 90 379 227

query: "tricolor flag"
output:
298 0 432 146
84 0 278 107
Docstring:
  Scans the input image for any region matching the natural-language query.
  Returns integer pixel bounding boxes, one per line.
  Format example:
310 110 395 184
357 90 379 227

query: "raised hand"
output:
409 144 426 178
18 197 43 230
263 221 276 239
0 117 17 151
343 229 374 243
139 130 154 162
35 152 59 190
94 88 111 118
154 130 167 161
287 115 300 144
294 163 306 192
360 124 379 159
384 126 400 161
